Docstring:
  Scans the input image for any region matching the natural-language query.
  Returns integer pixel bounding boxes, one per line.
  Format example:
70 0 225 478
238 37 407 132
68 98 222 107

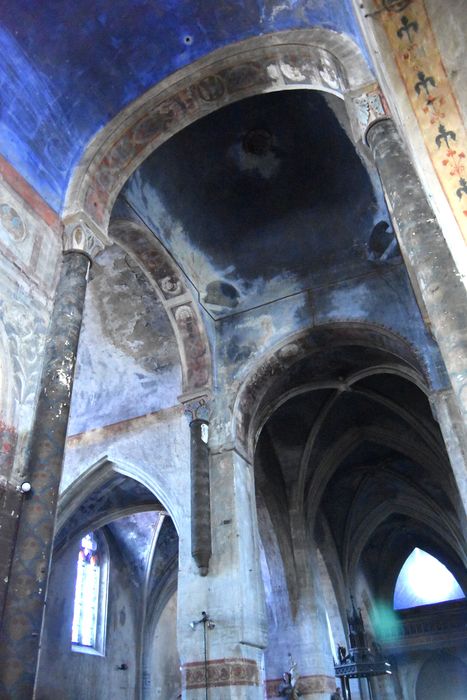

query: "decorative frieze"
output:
265 674 337 698
372 0 467 243
109 221 211 393
183 658 260 689
77 42 349 230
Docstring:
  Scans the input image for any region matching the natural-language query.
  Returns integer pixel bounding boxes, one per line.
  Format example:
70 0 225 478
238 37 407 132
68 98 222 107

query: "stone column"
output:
365 118 467 422
177 441 268 699
184 396 212 576
430 389 467 528
264 510 336 700
0 221 104 699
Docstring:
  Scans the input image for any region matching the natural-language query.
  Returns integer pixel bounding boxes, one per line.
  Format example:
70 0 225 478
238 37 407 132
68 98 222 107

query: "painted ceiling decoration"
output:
373 0 467 243
0 0 369 211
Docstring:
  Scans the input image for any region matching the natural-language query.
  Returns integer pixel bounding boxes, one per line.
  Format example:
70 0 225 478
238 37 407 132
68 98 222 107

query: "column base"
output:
182 657 263 699
265 674 337 699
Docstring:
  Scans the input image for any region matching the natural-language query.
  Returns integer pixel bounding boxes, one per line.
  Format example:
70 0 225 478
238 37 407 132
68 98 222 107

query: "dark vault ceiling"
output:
116 89 391 319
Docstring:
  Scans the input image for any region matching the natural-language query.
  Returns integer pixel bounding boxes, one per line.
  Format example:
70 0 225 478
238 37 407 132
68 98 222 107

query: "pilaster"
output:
177 445 267 699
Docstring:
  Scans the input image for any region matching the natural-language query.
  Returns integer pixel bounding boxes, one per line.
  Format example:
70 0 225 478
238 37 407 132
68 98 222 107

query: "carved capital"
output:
181 394 211 423
62 212 108 260
347 83 391 143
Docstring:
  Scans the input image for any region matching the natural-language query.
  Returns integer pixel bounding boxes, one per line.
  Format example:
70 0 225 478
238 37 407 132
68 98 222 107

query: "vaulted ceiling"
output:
254 338 467 606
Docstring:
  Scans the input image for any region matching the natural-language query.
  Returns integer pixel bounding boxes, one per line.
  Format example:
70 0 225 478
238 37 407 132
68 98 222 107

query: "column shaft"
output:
366 119 467 421
0 251 89 699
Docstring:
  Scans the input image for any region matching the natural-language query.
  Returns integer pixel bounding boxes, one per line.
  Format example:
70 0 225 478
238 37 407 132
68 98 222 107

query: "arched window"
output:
394 547 465 610
72 531 108 654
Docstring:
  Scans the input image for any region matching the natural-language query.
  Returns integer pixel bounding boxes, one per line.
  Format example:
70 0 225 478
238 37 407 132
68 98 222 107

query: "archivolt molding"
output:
63 29 373 233
109 219 212 395
233 322 431 459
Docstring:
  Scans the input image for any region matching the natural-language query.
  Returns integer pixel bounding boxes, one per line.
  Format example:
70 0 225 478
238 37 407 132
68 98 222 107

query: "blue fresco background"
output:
0 1 369 211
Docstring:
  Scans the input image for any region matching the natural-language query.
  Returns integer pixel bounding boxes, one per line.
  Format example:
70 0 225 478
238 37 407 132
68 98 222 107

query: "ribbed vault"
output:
253 326 467 616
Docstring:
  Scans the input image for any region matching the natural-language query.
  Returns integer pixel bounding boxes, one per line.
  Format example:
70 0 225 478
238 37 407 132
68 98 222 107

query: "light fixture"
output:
189 612 215 700
20 481 32 494
189 611 215 630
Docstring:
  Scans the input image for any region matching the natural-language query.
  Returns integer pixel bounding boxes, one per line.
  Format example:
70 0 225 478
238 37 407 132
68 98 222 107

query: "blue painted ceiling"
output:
0 1 369 211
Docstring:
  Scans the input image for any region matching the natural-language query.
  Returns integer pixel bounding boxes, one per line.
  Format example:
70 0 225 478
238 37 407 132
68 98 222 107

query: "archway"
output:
63 29 373 233
36 464 181 700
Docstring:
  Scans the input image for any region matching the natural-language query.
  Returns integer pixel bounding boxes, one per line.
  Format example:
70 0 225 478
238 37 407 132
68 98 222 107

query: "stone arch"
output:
55 458 178 550
143 515 180 700
63 28 373 232
232 321 432 460
61 29 375 400
108 219 211 394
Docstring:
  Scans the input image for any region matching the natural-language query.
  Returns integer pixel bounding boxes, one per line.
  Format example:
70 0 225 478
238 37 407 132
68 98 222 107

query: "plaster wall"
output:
147 591 180 700
35 534 139 700
68 244 181 436
395 646 467 700
61 406 189 528
0 173 61 474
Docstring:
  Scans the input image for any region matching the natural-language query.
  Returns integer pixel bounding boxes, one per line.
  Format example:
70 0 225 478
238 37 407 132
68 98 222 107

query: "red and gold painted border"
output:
265 674 337 697
0 155 59 231
182 657 260 689
374 0 467 243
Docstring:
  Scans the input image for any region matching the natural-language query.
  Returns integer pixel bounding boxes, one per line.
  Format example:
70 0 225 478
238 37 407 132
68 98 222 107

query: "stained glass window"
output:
72 532 100 647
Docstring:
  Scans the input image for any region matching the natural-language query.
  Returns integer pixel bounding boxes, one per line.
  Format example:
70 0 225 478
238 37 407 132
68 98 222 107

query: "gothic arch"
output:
55 458 176 550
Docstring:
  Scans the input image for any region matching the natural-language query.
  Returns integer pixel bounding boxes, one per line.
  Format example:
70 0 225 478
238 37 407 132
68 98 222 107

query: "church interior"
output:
0 2 466 699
